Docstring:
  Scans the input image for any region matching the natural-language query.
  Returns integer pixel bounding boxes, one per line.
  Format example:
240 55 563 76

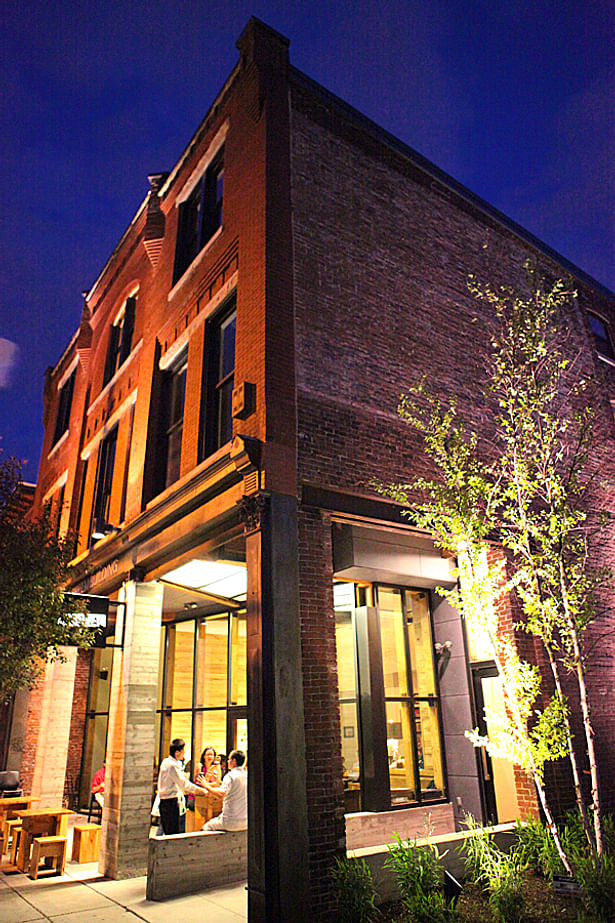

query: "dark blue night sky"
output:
1 1 613 481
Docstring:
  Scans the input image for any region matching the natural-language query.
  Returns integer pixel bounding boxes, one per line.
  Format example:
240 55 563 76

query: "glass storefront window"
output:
378 586 444 806
164 621 195 709
229 612 247 706
334 586 361 811
379 587 410 698
415 699 444 798
386 700 416 803
334 580 445 813
157 609 247 776
405 590 436 697
195 616 228 708
193 710 227 766
79 646 114 808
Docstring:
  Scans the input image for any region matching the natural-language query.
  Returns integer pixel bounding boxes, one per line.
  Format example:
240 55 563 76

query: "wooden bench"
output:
29 835 67 879
71 823 100 863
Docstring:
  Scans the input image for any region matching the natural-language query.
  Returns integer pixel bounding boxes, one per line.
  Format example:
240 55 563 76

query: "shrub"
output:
461 818 524 923
384 834 457 922
573 852 615 923
513 816 564 880
330 855 379 923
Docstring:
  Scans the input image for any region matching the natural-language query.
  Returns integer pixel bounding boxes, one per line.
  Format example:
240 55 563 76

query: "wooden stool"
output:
10 826 21 866
5 818 22 845
71 823 100 863
6 819 22 861
29 836 67 879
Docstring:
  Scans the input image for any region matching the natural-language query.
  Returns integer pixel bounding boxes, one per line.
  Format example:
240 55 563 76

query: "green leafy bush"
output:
384 834 457 922
513 817 563 880
330 855 379 923
461 818 524 923
573 852 615 923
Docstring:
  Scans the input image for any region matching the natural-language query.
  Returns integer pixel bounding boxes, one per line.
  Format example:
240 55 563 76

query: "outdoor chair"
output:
0 770 23 797
87 793 102 824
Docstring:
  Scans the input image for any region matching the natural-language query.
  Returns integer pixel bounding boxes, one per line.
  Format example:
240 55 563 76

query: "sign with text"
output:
64 592 110 646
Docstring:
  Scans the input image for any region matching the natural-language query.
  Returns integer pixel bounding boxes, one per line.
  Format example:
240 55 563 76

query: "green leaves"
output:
0 456 96 703
384 269 608 854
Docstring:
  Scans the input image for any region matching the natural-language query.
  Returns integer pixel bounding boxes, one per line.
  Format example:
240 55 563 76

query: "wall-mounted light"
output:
184 602 198 610
435 640 453 656
91 519 119 541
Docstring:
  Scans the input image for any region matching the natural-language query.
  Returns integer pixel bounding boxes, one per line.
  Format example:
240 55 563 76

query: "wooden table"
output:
16 808 72 873
0 796 39 848
193 792 224 831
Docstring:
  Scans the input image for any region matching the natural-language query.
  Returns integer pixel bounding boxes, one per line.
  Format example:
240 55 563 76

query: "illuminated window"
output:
201 298 236 458
91 426 117 540
334 582 445 812
162 352 188 488
156 609 246 776
173 148 224 284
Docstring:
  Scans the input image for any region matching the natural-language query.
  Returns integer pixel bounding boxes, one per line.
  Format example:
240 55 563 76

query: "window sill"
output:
167 226 223 303
47 430 69 459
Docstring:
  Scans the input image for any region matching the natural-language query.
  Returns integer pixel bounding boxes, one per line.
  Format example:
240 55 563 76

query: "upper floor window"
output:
91 426 118 541
173 148 224 284
103 296 136 387
162 353 188 489
202 300 236 459
53 484 65 539
52 369 76 446
588 312 614 360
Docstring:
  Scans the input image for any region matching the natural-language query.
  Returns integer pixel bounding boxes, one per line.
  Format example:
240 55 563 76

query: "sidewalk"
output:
0 817 247 922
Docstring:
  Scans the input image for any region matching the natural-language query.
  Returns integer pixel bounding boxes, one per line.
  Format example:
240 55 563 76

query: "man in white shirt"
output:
200 749 247 831
157 738 207 835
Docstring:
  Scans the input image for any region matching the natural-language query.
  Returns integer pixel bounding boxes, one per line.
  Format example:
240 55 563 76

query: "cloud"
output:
0 338 19 388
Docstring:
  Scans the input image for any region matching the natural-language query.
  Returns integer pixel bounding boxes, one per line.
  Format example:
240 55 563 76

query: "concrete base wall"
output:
349 823 517 904
146 829 248 901
30 648 78 808
345 801 455 850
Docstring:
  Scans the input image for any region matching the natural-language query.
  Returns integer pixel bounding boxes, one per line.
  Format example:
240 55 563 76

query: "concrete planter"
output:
146 828 247 900
348 822 518 904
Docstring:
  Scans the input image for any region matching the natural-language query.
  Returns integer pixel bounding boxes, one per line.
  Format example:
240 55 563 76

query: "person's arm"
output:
197 772 229 799
172 761 207 796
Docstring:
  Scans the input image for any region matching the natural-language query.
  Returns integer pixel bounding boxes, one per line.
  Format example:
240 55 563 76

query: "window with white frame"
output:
103 296 136 387
52 369 76 446
173 147 224 284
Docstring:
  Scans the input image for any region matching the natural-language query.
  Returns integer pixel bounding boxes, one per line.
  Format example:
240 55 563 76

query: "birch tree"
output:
384 270 610 864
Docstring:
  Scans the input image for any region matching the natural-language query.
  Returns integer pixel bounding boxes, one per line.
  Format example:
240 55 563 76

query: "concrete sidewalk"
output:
0 815 247 923
0 863 248 922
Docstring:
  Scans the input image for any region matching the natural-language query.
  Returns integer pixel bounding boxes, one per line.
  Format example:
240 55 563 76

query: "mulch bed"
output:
377 871 581 922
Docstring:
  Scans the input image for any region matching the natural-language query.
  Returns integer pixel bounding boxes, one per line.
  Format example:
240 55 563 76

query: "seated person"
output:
199 746 221 785
199 749 247 831
157 738 208 835
91 760 106 807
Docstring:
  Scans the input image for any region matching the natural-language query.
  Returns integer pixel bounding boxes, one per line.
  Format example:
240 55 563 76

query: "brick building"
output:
9 17 615 921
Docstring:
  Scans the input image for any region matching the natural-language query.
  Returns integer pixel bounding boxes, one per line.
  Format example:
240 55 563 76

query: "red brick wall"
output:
64 649 92 806
19 661 46 794
289 76 615 830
